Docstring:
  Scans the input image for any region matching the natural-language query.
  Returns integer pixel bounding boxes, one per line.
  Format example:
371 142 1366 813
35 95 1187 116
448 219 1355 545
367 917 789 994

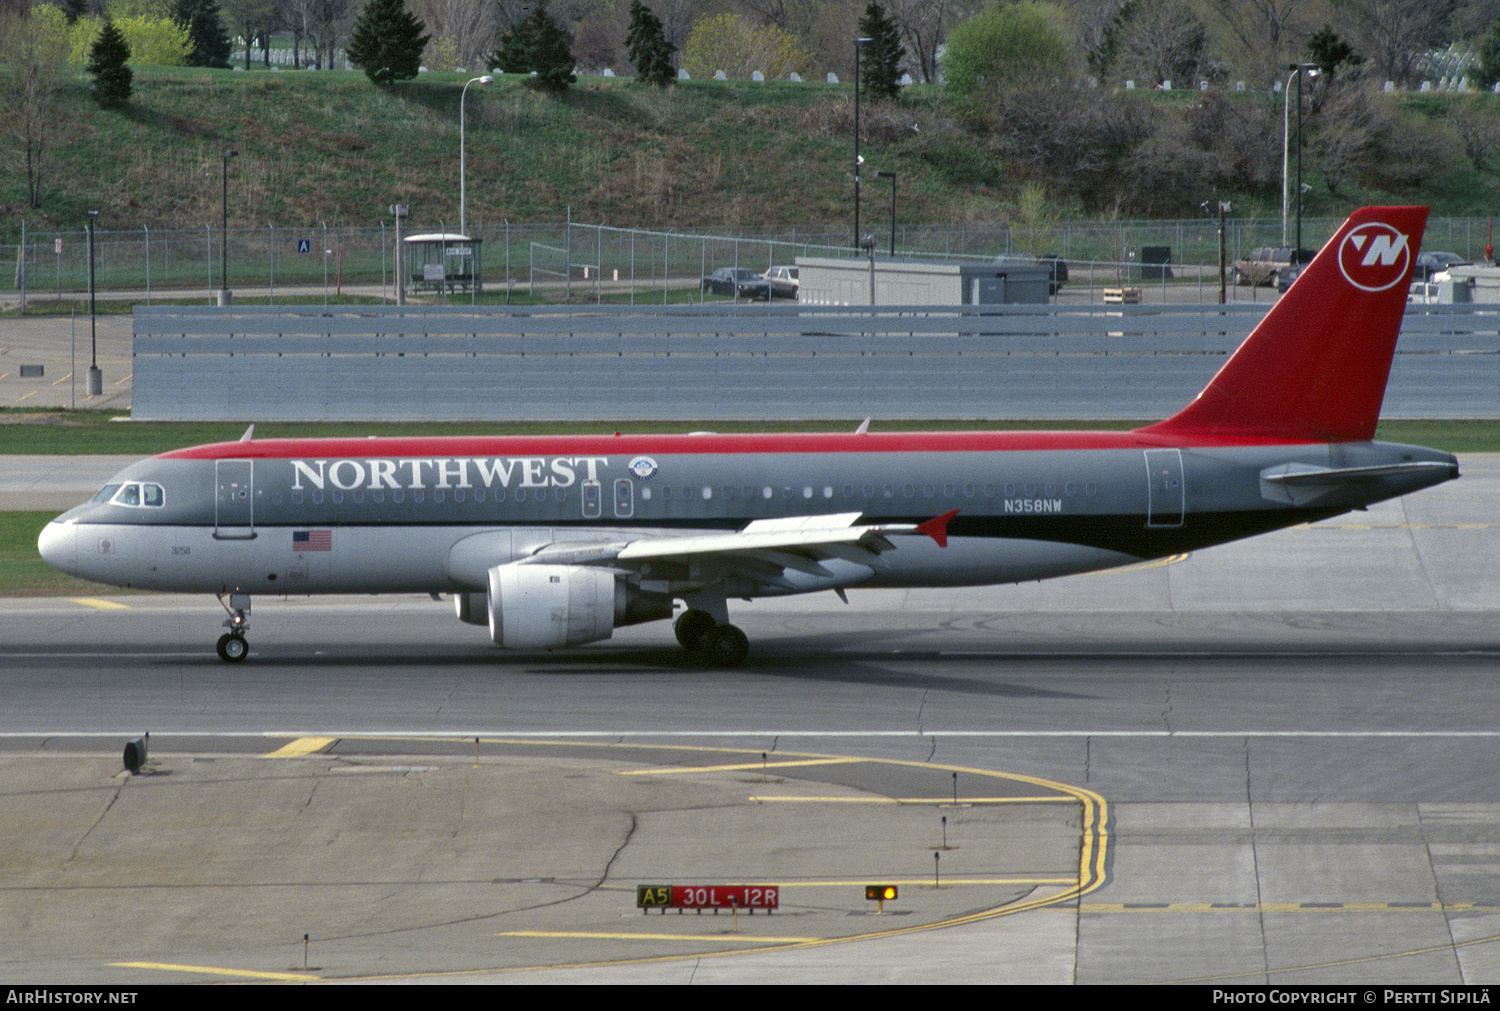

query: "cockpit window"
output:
107 482 165 508
92 484 121 503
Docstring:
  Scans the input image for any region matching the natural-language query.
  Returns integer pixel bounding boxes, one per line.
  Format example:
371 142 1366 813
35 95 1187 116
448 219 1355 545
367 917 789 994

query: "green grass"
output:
7 66 1499 248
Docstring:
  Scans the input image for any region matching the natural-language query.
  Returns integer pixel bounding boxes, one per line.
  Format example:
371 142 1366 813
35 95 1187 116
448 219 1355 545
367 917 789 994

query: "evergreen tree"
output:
87 20 134 110
489 3 574 92
858 2 905 101
1481 22 1500 90
1307 24 1362 81
491 17 532 74
348 0 431 85
626 1 674 87
173 0 233 69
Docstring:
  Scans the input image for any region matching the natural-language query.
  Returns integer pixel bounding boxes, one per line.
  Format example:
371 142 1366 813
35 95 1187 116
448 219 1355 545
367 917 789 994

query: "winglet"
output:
914 509 959 548
239 424 255 443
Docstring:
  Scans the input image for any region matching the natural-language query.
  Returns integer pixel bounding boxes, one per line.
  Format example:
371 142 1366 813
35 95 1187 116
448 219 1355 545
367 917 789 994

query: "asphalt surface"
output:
1 455 1497 983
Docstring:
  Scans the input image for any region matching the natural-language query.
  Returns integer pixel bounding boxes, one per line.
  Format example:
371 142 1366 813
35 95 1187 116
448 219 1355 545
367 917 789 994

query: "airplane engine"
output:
453 591 488 626
485 563 671 649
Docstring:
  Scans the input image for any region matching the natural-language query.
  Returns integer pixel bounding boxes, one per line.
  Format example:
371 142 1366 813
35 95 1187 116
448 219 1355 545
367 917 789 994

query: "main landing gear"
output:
673 607 750 667
215 592 251 663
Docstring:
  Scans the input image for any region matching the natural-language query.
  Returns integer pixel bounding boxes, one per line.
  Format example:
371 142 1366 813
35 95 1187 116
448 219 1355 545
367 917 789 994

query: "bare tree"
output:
1332 0 1460 87
1105 0 1208 86
1192 0 1313 84
885 0 974 83
0 8 69 209
412 0 497 69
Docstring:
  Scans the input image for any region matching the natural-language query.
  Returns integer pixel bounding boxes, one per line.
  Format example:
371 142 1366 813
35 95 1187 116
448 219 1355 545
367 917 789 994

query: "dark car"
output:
1039 254 1068 296
1414 251 1470 282
701 267 761 297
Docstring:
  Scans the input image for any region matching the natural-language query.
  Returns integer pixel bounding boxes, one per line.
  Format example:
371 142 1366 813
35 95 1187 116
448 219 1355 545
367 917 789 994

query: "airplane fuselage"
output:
39 431 1457 597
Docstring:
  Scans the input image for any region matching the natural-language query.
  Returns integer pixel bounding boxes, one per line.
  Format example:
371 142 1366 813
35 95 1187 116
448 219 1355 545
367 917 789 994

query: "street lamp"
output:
853 37 872 252
877 170 896 256
85 210 101 397
460 75 492 237
1281 63 1317 249
220 150 237 305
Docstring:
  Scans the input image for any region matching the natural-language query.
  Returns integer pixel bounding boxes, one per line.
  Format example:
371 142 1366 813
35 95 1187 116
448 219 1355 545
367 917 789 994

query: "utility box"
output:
796 257 1051 306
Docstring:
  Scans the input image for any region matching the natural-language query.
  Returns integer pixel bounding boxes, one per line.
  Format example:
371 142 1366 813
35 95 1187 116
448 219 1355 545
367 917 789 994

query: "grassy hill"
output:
4 65 1499 243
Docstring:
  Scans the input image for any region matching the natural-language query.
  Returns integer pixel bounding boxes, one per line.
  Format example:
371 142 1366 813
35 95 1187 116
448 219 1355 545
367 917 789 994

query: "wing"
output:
524 510 958 597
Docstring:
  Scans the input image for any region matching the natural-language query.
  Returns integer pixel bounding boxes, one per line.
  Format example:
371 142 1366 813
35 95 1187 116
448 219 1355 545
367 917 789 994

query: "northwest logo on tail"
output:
1338 223 1412 292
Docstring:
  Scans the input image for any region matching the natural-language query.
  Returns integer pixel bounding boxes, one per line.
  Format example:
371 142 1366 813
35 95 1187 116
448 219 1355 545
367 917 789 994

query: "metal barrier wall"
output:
132 303 1500 422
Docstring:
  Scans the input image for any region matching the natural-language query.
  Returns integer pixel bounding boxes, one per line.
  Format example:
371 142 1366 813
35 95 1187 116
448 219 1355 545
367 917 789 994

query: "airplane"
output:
38 206 1458 666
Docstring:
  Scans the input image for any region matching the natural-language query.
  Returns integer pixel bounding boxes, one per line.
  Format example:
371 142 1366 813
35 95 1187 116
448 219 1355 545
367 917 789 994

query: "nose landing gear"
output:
215 592 251 663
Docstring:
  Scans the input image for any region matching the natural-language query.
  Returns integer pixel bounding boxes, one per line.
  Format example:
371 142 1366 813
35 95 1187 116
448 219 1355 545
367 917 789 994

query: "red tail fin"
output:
1140 206 1427 443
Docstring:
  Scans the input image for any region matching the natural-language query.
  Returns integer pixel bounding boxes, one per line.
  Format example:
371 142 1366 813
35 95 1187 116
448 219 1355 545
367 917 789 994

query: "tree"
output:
1306 23 1361 79
1333 0 1459 87
115 14 192 65
0 6 70 209
347 0 429 84
1479 21 1500 90
681 13 811 79
173 0 233 67
859 2 905 99
1096 0 1207 87
490 2 575 91
87 20 133 109
412 0 500 73
943 2 1076 112
626 0 675 86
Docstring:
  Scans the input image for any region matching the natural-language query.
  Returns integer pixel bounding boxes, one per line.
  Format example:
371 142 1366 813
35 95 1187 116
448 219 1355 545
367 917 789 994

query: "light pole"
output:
1281 64 1316 248
877 170 896 256
460 75 492 237
220 150 237 305
85 210 101 396
853 37 871 252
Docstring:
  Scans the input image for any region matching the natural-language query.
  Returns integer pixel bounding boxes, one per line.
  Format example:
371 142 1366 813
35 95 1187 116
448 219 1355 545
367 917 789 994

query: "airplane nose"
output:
37 521 77 575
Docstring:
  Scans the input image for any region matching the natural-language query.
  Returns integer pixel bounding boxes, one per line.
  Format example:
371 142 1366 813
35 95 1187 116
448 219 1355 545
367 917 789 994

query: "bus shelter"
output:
404 233 483 294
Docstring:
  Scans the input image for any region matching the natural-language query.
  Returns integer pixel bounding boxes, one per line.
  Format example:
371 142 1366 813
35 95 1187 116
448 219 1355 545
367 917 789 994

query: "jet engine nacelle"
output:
485 563 671 649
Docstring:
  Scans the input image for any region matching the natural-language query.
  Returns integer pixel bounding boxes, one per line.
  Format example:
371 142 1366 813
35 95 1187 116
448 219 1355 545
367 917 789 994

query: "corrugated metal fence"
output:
132 303 1500 422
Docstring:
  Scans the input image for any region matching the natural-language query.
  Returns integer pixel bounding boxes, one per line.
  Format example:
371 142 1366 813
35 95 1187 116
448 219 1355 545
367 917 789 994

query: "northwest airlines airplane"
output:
39 206 1457 665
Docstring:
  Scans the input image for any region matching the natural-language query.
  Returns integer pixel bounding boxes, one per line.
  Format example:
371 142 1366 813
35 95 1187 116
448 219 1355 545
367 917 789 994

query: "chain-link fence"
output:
12 216 1494 308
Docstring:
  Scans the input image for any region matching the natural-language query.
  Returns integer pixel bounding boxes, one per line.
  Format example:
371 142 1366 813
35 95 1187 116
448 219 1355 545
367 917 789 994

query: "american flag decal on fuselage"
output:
293 530 332 551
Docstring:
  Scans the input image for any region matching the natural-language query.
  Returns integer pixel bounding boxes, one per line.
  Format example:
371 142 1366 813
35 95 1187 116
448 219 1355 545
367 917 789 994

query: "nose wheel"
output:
216 632 248 662
216 592 251 663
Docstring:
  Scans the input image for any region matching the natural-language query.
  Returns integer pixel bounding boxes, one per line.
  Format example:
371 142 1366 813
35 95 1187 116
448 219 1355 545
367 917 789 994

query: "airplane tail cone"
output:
1141 206 1428 443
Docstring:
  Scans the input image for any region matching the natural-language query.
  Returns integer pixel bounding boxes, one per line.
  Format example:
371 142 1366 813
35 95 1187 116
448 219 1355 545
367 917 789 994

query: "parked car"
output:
1233 246 1314 288
701 267 762 297
1039 254 1068 295
737 265 800 301
1414 251 1470 282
